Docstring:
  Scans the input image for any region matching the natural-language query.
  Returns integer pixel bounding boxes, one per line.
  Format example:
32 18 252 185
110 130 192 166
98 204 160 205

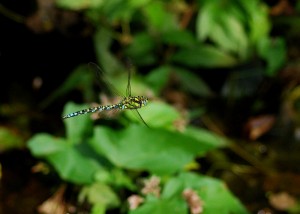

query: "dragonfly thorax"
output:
120 96 148 110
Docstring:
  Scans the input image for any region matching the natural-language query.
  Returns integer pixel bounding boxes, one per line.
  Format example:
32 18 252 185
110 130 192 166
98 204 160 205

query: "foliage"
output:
28 102 248 213
54 0 285 75
26 0 289 213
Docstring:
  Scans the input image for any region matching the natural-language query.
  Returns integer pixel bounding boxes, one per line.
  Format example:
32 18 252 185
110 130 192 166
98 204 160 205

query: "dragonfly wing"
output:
88 62 124 97
124 59 133 97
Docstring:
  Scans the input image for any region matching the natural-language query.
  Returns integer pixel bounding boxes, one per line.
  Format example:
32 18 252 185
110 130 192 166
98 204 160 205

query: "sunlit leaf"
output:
196 2 216 40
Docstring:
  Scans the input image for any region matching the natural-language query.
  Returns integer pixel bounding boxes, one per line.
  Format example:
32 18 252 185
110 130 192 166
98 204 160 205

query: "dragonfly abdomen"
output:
62 104 121 119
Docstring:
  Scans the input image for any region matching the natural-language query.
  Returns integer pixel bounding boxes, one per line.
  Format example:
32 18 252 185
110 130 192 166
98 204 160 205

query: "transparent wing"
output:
88 62 125 97
124 58 134 97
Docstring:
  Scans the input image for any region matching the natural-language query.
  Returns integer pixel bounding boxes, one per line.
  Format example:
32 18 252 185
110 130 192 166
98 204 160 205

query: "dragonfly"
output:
62 62 149 127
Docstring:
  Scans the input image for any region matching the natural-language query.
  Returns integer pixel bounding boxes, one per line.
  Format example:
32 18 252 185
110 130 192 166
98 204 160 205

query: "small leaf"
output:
257 37 286 76
0 127 24 152
143 1 178 33
171 45 237 68
79 182 120 208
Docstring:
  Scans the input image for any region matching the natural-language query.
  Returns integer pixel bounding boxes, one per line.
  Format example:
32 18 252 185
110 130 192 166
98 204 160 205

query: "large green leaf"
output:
89 125 219 175
27 133 103 184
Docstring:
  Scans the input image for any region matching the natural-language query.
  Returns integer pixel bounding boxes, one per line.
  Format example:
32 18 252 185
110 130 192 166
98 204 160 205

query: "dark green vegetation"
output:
1 0 300 213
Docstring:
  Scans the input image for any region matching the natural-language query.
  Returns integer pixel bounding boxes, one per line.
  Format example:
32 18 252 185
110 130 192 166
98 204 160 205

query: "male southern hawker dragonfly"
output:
62 62 148 126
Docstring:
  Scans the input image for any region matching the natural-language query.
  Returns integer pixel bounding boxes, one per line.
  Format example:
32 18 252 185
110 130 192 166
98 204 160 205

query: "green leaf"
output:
56 0 104 10
47 147 102 184
0 127 24 152
171 45 237 68
27 133 68 156
257 37 286 76
63 102 93 144
93 28 124 74
162 30 197 48
172 67 212 97
145 66 171 95
132 172 249 214
90 125 212 175
177 172 250 214
124 101 181 128
196 2 217 41
196 3 249 60
125 33 156 66
143 1 178 33
184 126 227 149
79 182 120 208
248 2 270 43
130 197 187 214
27 133 103 184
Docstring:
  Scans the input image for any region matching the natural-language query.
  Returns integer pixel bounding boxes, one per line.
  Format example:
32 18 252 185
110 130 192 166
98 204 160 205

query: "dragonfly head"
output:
122 96 148 109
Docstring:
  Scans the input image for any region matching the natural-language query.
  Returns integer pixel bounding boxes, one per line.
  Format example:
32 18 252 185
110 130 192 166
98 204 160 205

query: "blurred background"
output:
0 0 300 213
